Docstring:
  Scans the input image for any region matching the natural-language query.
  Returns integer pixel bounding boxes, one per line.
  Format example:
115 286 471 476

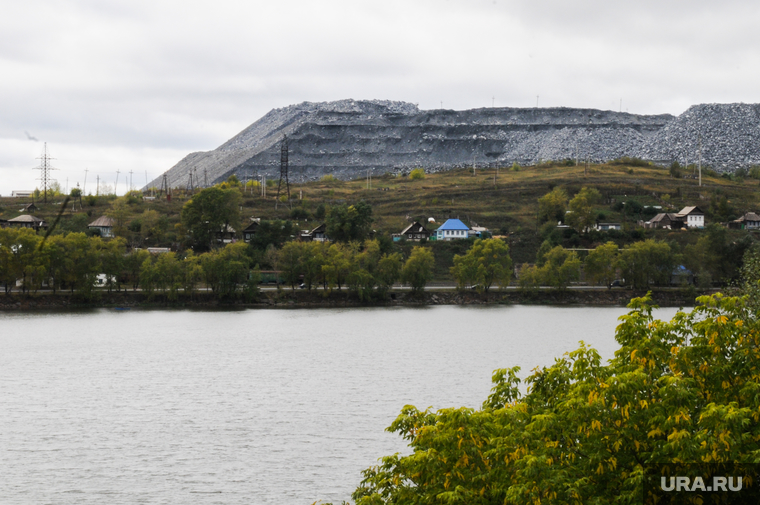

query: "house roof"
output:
436 218 469 231
308 223 326 234
648 213 680 223
88 216 115 227
401 222 428 234
242 221 259 232
676 206 705 217
8 215 44 223
735 212 760 223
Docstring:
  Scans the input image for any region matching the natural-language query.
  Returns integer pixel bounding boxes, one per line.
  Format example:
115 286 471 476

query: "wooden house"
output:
730 212 760 230
242 220 260 242
394 221 430 241
7 215 47 231
88 216 115 238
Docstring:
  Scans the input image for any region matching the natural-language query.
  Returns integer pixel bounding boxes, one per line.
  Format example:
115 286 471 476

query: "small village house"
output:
7 215 47 231
301 223 328 242
676 206 705 228
393 221 430 242
88 216 115 238
435 219 470 241
242 220 260 242
645 213 684 229
730 212 760 230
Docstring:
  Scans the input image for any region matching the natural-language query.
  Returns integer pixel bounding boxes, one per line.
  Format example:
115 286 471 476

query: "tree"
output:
180 186 241 251
617 239 676 289
451 238 512 292
537 187 568 224
349 293 760 505
565 187 602 233
376 252 403 297
401 247 434 293
278 241 305 291
325 201 373 242
584 241 619 288
249 220 296 251
539 245 581 289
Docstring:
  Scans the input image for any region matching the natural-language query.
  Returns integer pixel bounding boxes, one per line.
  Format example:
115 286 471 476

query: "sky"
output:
2 0 759 196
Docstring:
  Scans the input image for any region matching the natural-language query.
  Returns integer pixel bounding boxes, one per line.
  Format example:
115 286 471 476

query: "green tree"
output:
249 220 297 251
323 243 354 291
537 187 568 224
180 186 242 251
278 241 305 291
350 293 760 505
565 186 602 233
325 201 373 242
376 252 403 297
539 245 581 289
584 241 619 288
451 238 512 292
401 247 434 293
617 239 676 289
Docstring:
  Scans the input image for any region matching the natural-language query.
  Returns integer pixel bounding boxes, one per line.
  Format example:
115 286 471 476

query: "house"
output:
88 216 115 238
242 220 260 242
435 219 470 241
730 212 760 230
301 223 328 242
594 222 622 231
215 224 236 244
21 203 38 213
146 247 171 254
394 222 430 241
0 219 8 229
11 190 33 198
645 213 684 230
676 206 705 228
7 215 47 230
671 265 694 286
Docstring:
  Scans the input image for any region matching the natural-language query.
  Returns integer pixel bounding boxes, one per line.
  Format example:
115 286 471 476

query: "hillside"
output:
7 160 759 268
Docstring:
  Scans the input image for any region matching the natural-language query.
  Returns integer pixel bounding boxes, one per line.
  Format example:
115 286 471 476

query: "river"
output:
0 305 682 504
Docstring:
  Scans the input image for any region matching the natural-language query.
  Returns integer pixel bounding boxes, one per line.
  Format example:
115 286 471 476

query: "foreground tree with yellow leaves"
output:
346 292 760 504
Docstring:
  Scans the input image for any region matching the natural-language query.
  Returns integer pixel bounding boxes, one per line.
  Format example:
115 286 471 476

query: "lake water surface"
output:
0 305 683 504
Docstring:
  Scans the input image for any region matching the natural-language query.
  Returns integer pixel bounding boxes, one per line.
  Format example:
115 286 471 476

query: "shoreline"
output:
0 287 720 311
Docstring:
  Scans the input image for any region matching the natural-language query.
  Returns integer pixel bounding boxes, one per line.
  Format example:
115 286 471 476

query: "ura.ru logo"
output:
661 476 742 492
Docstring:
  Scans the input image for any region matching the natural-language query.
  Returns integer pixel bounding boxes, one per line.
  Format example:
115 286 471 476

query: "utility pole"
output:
698 134 702 187
83 168 89 194
115 170 120 196
96 175 100 196
129 170 133 192
275 135 291 209
492 96 495 107
536 95 539 107
204 168 208 187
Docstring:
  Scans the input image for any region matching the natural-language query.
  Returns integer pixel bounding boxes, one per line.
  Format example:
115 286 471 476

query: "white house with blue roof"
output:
435 218 470 241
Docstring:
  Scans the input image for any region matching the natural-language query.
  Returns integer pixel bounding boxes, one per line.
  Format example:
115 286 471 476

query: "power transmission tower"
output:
275 135 291 208
33 142 57 203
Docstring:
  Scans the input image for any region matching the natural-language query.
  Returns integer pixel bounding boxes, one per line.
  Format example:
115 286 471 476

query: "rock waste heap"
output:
149 99 760 188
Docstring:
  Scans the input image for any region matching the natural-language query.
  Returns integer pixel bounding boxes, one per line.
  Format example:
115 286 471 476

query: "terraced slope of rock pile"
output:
151 100 760 188
636 103 760 170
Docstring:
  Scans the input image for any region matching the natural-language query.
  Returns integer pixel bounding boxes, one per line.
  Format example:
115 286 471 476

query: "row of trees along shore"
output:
1 222 757 298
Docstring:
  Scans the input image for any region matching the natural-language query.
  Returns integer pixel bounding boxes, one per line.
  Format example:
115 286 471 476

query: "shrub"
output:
409 168 425 180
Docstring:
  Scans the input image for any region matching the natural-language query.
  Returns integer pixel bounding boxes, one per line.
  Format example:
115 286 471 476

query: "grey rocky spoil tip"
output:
148 99 760 189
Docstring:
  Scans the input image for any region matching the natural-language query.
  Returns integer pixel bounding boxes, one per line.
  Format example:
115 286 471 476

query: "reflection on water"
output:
0 305 682 504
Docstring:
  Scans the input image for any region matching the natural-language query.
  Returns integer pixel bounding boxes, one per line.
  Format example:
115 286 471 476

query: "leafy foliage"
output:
180 186 241 251
349 293 760 505
325 201 374 243
451 238 512 292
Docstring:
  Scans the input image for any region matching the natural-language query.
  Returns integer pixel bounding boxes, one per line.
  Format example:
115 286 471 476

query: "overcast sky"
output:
2 0 759 195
